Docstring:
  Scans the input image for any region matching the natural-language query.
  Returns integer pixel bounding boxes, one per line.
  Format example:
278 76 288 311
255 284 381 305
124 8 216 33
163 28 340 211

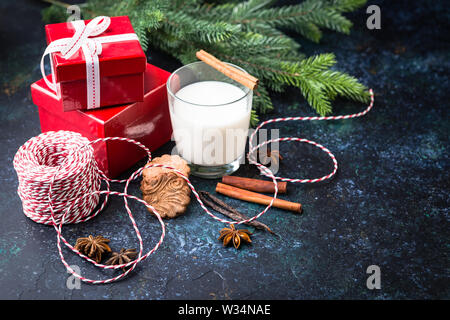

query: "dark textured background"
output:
0 0 448 299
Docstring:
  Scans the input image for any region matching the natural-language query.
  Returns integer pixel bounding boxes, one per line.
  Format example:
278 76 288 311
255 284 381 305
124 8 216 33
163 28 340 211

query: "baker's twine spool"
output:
13 89 374 284
13 131 169 284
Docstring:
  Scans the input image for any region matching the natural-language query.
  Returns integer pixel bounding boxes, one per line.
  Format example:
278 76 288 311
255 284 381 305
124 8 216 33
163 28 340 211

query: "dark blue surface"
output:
0 1 448 299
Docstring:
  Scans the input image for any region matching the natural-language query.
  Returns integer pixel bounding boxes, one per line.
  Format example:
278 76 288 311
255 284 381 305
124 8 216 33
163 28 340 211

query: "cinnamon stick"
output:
196 50 259 90
198 191 276 235
197 50 258 82
222 175 287 194
216 183 302 214
200 50 259 83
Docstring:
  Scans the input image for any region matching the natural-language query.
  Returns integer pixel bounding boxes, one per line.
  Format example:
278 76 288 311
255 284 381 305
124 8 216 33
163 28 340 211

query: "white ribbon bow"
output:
41 16 139 109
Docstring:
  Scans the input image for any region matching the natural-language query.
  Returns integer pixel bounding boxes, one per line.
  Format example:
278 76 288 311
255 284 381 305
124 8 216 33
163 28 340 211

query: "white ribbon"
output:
41 16 139 109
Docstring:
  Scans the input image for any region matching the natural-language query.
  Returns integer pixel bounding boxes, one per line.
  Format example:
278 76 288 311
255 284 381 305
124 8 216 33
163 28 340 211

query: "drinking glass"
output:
166 61 253 179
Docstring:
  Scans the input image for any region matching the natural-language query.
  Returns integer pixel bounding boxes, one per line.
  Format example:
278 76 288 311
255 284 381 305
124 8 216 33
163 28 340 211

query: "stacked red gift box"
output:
31 16 173 178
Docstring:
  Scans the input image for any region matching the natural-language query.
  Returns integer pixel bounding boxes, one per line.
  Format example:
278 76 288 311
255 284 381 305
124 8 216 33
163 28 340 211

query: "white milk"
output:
170 81 251 166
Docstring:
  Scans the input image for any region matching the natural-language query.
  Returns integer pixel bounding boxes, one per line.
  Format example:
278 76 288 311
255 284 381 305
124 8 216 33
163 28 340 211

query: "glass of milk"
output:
167 61 253 179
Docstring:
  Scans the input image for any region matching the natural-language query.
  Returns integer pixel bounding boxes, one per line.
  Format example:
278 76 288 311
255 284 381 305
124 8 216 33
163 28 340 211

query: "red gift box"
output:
31 63 173 178
43 16 146 112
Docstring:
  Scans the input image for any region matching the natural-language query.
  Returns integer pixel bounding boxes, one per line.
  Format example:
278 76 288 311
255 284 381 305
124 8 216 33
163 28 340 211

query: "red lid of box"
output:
31 63 171 124
45 16 146 83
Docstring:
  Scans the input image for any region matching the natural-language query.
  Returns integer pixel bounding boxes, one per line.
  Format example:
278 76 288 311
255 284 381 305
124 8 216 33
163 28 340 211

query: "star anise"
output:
267 149 283 167
218 224 252 249
74 235 111 263
105 248 138 271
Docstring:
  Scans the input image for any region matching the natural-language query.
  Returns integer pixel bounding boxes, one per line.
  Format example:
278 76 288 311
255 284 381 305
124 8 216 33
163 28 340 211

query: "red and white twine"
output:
13 89 374 284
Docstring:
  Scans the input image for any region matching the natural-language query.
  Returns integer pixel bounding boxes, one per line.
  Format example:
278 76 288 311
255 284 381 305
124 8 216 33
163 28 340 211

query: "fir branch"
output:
41 0 370 125
164 11 240 43
330 0 368 12
230 0 277 18
253 84 274 117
